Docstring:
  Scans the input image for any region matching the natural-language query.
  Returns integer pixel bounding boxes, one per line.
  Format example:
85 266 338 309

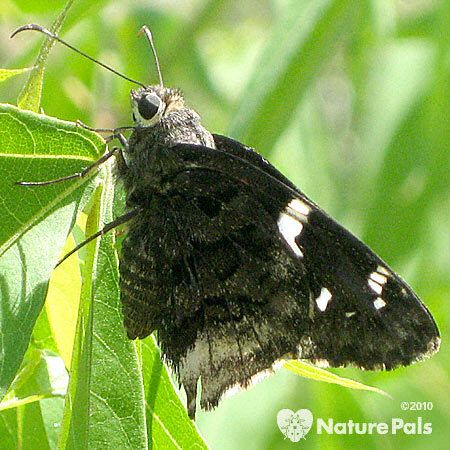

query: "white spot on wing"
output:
373 297 386 310
368 278 383 295
288 198 310 218
277 212 304 257
370 271 387 285
315 287 332 312
377 265 390 276
345 311 356 318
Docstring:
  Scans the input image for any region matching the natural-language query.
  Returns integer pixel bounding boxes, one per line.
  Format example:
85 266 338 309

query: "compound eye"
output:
137 93 162 120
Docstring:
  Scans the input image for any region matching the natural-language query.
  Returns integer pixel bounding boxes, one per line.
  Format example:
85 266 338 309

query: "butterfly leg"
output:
16 145 124 186
75 119 130 150
56 208 140 267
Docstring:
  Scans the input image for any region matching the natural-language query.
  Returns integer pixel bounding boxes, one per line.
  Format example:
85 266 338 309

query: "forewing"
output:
156 140 440 414
294 207 439 369
213 134 301 192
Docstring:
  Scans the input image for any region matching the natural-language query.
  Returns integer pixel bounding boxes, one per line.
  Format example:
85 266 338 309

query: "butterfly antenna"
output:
138 25 164 87
11 24 146 88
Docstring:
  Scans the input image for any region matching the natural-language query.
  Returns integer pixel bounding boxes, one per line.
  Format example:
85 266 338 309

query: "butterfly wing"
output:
212 134 439 366
121 137 439 417
285 200 439 367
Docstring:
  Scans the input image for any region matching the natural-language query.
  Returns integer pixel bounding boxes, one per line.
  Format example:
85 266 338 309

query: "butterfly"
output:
14 24 440 419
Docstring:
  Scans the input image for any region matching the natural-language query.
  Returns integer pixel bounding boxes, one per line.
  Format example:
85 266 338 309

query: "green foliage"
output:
0 0 448 449
283 361 390 398
0 104 101 403
0 68 34 83
17 0 75 111
230 0 358 151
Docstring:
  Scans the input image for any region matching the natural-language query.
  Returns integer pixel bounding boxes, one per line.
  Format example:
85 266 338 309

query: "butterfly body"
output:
116 86 439 418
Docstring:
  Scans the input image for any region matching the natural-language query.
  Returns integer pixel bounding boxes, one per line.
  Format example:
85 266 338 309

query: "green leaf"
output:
142 337 208 449
0 407 18 449
32 307 60 359
17 0 75 112
283 360 391 397
0 348 68 411
0 104 103 401
31 234 83 363
18 402 52 450
0 397 65 450
42 232 83 369
0 68 34 84
229 0 357 152
0 104 103 255
41 397 65 450
58 169 147 449
0 348 66 450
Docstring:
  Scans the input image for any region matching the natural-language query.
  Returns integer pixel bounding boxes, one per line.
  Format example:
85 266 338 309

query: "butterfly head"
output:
131 86 185 128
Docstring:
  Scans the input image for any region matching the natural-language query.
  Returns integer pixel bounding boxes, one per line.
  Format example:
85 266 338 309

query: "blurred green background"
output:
0 0 448 448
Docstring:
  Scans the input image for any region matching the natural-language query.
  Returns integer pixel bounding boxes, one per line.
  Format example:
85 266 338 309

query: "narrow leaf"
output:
45 232 82 369
283 360 391 397
59 166 147 449
0 68 34 83
17 0 74 111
